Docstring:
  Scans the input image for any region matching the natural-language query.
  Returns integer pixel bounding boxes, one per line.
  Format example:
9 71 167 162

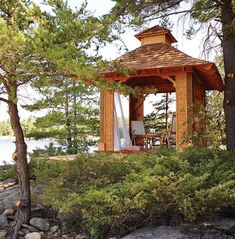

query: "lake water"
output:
0 136 55 165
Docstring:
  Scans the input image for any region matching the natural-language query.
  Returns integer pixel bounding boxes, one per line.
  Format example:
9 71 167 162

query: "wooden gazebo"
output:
98 26 224 152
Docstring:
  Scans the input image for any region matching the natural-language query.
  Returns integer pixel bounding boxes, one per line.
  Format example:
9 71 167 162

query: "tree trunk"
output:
8 101 31 224
73 81 78 152
65 83 72 149
221 0 235 150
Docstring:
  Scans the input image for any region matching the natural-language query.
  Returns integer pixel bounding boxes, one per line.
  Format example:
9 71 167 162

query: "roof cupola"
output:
135 25 177 46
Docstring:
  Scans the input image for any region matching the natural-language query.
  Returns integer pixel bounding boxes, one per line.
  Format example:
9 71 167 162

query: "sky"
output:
0 0 215 121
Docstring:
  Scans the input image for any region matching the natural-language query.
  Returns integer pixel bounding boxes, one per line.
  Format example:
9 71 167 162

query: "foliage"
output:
21 118 36 136
0 164 16 181
206 91 226 147
0 118 36 136
0 120 13 135
182 97 225 148
30 143 65 157
29 156 67 184
31 147 235 238
24 79 99 153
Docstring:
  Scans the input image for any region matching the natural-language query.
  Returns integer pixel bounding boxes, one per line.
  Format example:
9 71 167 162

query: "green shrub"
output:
0 164 16 181
32 147 235 238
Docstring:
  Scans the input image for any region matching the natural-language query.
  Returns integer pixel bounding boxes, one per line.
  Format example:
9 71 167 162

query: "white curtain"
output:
114 92 132 151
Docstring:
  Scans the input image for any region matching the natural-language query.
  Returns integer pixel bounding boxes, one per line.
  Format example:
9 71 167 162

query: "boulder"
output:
2 209 14 216
0 230 7 239
20 228 30 235
0 183 19 214
74 233 90 239
213 217 235 232
18 231 24 236
0 181 47 215
121 226 185 239
29 218 50 231
25 232 41 239
22 224 39 232
48 225 59 236
0 215 8 228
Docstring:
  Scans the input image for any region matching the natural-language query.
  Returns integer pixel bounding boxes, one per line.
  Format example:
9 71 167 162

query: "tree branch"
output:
0 96 10 104
213 0 227 7
147 9 192 21
0 61 10 74
149 0 184 15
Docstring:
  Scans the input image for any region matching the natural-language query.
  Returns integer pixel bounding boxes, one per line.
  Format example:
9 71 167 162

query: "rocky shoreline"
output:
0 179 235 239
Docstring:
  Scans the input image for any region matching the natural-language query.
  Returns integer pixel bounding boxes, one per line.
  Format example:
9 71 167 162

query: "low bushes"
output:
0 164 16 181
30 147 235 238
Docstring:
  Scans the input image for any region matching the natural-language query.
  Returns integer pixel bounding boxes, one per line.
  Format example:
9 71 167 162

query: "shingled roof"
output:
116 43 207 69
103 26 224 91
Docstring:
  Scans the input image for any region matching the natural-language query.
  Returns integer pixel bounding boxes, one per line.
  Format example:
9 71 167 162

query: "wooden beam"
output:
103 66 191 83
139 85 175 94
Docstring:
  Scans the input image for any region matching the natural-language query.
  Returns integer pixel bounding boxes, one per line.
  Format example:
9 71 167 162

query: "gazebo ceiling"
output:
125 75 175 93
103 26 224 92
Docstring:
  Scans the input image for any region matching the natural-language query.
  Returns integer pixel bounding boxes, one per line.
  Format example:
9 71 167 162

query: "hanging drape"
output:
114 92 132 151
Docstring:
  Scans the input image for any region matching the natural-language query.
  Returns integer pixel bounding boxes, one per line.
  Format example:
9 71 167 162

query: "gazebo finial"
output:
135 25 177 46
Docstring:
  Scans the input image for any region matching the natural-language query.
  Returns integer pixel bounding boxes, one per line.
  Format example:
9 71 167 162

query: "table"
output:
146 133 162 149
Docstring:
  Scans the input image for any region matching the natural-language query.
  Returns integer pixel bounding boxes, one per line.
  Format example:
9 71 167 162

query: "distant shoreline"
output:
0 135 15 140
0 135 56 141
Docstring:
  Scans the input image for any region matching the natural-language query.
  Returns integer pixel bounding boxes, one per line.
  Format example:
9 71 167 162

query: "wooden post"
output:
129 94 145 146
175 72 193 147
129 94 144 122
98 90 114 151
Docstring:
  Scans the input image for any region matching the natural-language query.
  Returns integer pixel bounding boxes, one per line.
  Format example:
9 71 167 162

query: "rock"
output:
0 183 19 214
29 217 50 231
0 181 48 216
22 224 39 232
25 232 41 239
75 233 90 239
21 228 30 235
31 206 57 219
0 230 7 239
0 215 8 228
0 178 15 190
2 209 14 216
18 231 24 236
213 217 235 232
62 235 70 239
48 225 59 236
121 226 185 239
39 231 46 238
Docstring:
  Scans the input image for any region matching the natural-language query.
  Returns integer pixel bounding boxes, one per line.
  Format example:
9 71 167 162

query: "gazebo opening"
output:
99 25 224 152
144 92 176 138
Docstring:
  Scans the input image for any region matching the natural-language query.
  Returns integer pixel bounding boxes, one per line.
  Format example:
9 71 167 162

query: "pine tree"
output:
0 0 111 234
144 93 175 133
25 78 99 153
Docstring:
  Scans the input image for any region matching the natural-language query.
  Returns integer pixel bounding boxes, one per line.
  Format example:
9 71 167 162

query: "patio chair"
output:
161 112 176 146
131 121 147 149
131 121 161 149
